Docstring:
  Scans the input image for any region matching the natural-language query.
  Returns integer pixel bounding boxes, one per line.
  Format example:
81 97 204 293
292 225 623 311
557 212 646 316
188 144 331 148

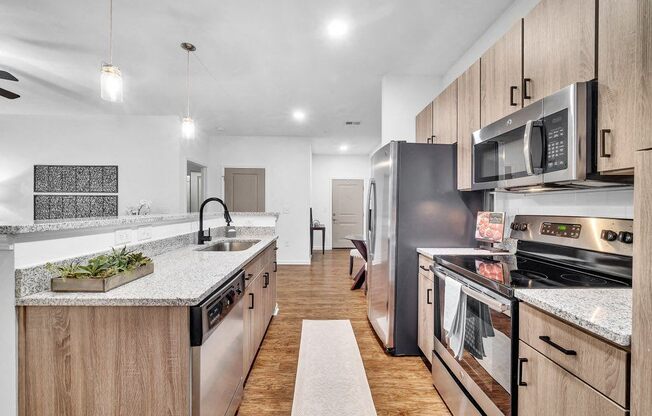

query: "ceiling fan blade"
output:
0 70 18 82
0 87 20 99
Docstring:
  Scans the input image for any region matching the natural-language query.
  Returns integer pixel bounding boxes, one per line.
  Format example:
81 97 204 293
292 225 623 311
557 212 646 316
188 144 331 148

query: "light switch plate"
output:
137 226 152 241
114 229 132 245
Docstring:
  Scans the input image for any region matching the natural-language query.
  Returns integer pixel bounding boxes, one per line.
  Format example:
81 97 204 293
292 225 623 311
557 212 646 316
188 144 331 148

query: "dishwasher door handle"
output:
248 293 254 310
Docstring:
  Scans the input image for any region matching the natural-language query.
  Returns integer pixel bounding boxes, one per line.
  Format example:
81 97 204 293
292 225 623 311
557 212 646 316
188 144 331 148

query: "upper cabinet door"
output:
638 0 652 151
415 102 433 143
480 21 522 127
432 80 458 144
523 0 596 104
597 0 639 173
457 60 480 191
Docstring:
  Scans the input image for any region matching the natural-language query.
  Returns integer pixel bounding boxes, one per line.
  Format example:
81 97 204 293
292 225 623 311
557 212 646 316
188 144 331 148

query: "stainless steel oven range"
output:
431 215 633 416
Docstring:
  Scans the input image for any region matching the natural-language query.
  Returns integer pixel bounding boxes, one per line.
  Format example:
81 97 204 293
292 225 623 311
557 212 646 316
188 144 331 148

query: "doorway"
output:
224 168 266 212
331 179 364 248
187 161 206 213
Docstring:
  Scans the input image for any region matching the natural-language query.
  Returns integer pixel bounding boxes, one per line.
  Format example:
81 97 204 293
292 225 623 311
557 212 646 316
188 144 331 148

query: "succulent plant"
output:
48 247 152 280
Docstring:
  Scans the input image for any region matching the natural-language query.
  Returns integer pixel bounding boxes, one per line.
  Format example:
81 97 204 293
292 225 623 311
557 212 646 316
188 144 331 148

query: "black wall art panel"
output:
33 165 119 220
34 195 118 220
34 165 118 193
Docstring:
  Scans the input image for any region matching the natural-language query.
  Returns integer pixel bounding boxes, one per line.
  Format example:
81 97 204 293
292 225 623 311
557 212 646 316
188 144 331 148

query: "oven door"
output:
432 265 516 416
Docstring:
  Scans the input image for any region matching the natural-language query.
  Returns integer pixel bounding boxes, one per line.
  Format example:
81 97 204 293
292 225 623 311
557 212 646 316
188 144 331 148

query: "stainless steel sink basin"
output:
199 240 259 252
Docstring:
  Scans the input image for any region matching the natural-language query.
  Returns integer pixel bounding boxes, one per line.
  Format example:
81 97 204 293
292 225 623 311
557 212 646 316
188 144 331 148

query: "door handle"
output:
246 273 253 281
273 261 277 272
249 293 255 309
539 336 577 356
263 272 269 288
419 265 429 272
510 86 518 106
523 78 532 100
518 358 528 386
523 119 544 176
600 129 611 158
426 288 432 305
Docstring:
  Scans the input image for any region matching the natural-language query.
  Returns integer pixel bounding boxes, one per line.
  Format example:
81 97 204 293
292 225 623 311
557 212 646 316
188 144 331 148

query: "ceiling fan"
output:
0 70 20 99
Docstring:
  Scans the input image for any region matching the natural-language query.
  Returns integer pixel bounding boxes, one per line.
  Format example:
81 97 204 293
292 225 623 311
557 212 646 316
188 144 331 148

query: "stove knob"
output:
617 231 633 244
510 222 518 230
518 223 528 231
601 230 618 242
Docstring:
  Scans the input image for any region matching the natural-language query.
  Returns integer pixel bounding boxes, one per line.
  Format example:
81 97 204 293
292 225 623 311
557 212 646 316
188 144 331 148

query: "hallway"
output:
238 250 451 416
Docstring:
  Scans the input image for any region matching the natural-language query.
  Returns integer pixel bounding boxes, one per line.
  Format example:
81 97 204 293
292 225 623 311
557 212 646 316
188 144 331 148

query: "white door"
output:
331 179 364 249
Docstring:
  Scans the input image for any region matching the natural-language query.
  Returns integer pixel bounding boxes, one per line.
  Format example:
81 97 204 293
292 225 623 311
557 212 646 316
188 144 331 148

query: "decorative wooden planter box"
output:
51 263 154 292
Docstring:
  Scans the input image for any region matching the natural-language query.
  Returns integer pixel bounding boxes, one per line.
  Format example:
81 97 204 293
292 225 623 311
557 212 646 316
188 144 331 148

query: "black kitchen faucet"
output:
198 197 233 244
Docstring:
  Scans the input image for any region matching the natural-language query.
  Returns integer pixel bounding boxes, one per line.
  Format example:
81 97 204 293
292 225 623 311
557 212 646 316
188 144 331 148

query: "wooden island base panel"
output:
18 242 277 416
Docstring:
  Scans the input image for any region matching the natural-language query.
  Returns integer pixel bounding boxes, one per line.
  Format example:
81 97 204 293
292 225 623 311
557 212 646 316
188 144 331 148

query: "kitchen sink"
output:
199 240 259 252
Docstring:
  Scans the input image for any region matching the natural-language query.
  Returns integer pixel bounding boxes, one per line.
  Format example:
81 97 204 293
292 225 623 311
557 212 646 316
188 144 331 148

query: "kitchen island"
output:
2 212 279 416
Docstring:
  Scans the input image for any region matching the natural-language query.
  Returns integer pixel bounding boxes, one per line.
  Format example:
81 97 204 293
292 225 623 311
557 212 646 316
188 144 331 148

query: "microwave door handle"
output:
523 119 544 176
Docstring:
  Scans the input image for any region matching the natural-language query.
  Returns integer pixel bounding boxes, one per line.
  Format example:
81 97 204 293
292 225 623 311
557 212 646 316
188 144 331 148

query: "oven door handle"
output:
433 267 510 313
523 119 544 176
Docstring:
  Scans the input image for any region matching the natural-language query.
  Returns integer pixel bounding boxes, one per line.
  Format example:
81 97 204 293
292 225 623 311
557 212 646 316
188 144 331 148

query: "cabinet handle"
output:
600 129 612 158
523 78 532 100
249 293 255 309
538 336 577 356
419 265 429 272
263 272 269 288
245 273 253 281
518 358 528 386
426 288 432 305
273 261 277 272
510 86 518 106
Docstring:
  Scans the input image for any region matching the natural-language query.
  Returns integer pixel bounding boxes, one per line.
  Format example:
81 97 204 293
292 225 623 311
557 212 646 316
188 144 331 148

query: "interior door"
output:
224 168 265 212
331 179 364 249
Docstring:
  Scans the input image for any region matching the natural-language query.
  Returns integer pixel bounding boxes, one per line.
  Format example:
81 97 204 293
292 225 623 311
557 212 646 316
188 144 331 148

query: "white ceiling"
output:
2 0 513 154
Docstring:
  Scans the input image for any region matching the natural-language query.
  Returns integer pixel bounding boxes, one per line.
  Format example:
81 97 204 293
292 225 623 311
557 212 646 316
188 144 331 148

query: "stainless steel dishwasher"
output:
190 270 245 416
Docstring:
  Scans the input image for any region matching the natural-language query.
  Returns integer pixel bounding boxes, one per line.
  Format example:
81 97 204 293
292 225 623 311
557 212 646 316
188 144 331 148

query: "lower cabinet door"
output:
417 273 434 362
517 341 627 416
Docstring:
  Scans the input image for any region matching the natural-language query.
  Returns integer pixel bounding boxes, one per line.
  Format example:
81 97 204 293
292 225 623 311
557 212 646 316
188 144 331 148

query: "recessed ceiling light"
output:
339 144 349 152
292 110 306 122
327 19 349 39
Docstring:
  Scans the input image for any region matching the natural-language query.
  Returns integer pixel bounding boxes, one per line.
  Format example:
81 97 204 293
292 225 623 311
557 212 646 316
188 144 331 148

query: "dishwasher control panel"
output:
190 270 245 346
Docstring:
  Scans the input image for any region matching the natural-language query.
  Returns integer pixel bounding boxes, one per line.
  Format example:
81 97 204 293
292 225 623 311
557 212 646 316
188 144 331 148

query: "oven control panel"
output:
540 222 581 239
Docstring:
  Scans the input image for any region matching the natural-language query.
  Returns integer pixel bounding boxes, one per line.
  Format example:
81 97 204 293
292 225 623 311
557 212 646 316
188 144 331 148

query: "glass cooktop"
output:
436 254 630 294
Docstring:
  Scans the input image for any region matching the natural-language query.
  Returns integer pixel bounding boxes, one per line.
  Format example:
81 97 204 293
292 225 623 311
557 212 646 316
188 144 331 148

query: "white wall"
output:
0 114 218 223
311 154 370 250
209 136 312 264
381 75 441 145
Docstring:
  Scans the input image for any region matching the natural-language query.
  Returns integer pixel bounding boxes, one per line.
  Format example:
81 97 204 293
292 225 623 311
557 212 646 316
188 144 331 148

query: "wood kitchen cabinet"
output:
417 255 434 363
518 303 629 415
243 243 277 376
416 102 434 143
633 149 652 415
480 21 522 127
432 80 458 144
597 0 652 173
456 60 480 190
522 0 596 105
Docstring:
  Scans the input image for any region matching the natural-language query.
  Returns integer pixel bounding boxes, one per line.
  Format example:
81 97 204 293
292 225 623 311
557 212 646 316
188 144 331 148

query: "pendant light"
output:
100 0 123 102
181 42 196 140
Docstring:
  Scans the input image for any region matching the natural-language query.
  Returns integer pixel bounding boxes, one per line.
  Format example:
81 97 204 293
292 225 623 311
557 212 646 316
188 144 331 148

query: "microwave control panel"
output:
544 110 568 172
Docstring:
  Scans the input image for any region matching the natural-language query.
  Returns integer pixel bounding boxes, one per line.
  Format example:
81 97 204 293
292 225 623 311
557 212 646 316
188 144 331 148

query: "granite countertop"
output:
16 236 277 307
0 211 280 235
515 288 632 347
417 247 512 259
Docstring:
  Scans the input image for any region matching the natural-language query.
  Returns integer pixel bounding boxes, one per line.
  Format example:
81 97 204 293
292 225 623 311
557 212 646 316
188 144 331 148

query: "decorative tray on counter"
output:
48 247 154 293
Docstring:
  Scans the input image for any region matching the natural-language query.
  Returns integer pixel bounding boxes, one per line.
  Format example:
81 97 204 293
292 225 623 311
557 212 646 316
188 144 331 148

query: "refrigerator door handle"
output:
366 179 376 257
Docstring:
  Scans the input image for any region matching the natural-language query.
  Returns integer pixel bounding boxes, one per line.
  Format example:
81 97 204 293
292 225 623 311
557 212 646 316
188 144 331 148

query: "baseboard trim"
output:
278 260 311 266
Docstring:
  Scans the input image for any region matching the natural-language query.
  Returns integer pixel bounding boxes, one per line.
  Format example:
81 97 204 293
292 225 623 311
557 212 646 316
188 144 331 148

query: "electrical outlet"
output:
137 226 152 241
114 229 132 245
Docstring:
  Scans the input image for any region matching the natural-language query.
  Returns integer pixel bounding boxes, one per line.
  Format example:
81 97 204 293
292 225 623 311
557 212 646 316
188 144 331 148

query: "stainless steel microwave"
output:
471 81 632 191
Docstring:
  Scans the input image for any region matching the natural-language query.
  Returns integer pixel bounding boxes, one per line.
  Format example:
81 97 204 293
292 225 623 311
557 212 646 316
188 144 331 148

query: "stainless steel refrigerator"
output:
366 141 483 355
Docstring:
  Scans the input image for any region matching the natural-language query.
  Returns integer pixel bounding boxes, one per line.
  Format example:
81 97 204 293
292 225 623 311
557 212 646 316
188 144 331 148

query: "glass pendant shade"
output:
181 117 196 140
100 64 123 102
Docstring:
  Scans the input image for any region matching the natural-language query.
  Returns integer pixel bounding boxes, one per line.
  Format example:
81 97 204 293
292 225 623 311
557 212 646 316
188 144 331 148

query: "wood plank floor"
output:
238 250 451 416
